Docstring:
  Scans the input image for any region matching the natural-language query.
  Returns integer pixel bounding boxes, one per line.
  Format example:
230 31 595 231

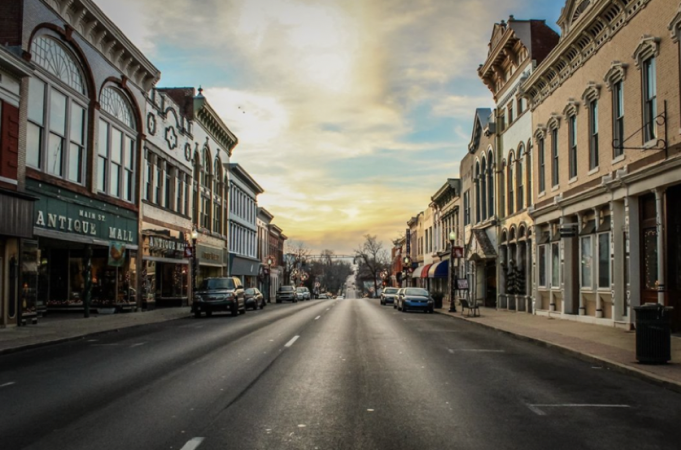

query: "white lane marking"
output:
285 335 300 347
180 437 205 450
315 316 321 320
527 404 631 416
1 382 16 388
130 342 147 348
448 349 505 353
326 309 330 311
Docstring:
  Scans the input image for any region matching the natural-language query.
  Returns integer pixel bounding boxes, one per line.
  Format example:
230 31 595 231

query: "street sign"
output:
184 246 193 258
456 278 469 290
453 246 464 258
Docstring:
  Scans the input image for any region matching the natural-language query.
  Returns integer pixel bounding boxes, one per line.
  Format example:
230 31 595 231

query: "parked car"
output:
380 287 399 305
337 295 344 300
319 293 328 299
393 288 404 309
296 286 310 301
276 285 298 303
244 287 265 310
396 287 434 313
192 277 245 317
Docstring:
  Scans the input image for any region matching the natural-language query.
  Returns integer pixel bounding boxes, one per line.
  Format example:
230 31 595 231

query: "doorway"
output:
640 193 658 305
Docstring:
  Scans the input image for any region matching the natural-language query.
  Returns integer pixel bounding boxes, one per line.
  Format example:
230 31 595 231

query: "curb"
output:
0 315 191 356
435 309 681 395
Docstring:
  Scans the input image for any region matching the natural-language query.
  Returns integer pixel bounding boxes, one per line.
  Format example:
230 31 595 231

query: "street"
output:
1 288 681 450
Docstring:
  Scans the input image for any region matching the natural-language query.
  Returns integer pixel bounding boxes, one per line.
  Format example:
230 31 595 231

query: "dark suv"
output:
276 285 297 303
192 277 245 317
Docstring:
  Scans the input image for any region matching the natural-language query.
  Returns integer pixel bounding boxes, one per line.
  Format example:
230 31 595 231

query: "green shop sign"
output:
29 181 138 245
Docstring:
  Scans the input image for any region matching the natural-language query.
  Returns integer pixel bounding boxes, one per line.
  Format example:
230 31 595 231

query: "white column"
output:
655 188 665 305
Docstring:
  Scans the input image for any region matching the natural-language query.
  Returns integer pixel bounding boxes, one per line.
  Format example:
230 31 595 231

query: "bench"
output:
459 299 480 317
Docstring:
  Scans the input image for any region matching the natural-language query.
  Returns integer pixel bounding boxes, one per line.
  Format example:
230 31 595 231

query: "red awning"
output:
421 264 432 278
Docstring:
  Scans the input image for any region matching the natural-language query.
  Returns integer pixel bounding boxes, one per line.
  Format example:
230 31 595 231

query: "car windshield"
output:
405 288 429 296
280 286 294 292
384 288 398 294
245 288 254 294
199 279 235 290
297 287 305 292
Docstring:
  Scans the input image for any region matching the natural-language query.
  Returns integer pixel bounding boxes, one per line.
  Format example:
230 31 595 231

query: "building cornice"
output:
42 0 160 91
522 0 652 110
194 95 239 156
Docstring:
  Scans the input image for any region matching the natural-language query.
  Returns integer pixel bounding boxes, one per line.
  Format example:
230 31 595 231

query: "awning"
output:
429 260 449 278
230 255 261 276
466 229 497 261
421 264 432 278
412 264 424 278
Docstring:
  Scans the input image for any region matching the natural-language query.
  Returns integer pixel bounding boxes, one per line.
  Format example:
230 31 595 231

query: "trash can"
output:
634 303 672 364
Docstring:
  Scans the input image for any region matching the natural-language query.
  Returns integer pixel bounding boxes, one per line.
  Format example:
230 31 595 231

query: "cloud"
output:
93 0 555 254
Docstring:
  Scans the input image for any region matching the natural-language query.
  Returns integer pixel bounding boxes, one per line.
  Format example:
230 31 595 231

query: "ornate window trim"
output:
581 82 601 102
547 113 562 131
603 61 628 89
669 3 681 43
632 35 660 68
563 98 580 119
534 124 547 140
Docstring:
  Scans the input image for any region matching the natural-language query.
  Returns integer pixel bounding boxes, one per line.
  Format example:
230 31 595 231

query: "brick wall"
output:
0 0 22 47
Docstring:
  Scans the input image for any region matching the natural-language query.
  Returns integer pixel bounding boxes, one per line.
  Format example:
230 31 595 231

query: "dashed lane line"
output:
285 335 300 347
180 437 205 450
1 382 16 388
315 316 321 320
527 404 631 416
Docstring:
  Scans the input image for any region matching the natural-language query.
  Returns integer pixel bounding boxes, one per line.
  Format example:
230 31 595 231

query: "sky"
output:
95 0 563 255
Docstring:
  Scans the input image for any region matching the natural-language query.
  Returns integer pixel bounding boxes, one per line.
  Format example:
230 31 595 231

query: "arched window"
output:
517 144 524 210
199 146 212 229
97 87 137 202
475 162 481 224
27 35 88 184
507 153 514 215
487 150 494 218
481 156 487 221
525 141 532 206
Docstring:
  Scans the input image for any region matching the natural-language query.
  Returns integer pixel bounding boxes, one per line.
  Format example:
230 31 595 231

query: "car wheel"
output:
206 310 213 317
231 302 239 316
402 305 407 313
276 300 281 304
294 299 298 303
194 310 201 318
239 306 246 315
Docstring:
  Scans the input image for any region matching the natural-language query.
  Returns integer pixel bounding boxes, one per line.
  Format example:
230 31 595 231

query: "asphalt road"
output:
1 286 681 450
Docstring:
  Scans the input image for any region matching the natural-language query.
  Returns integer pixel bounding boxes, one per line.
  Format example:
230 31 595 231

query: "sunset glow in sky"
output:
96 0 563 254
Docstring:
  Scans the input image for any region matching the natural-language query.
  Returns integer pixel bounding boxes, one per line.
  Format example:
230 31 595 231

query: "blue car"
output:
397 288 434 313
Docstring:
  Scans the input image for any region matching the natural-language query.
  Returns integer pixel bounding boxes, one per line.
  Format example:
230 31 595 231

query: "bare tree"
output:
310 249 353 296
284 240 311 284
354 234 390 297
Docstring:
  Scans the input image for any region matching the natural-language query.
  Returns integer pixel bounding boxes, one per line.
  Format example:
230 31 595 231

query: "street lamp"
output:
449 230 458 313
266 256 274 303
191 227 199 303
402 256 411 287
292 268 299 286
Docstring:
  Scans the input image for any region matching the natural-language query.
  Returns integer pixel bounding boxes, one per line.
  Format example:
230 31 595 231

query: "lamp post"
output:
266 256 274 303
449 230 457 313
191 228 199 302
292 268 299 286
402 256 411 287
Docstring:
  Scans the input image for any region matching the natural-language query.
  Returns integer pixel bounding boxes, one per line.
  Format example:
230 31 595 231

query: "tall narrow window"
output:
598 232 610 289
154 159 162 204
517 147 524 210
581 236 593 288
551 128 559 187
487 152 494 218
568 115 577 179
613 80 624 158
643 57 657 142
589 99 599 169
551 242 560 288
538 245 547 287
499 162 506 217
480 158 487 220
164 165 172 209
538 138 546 193
98 87 137 202
176 171 184 214
508 154 514 215
475 163 481 223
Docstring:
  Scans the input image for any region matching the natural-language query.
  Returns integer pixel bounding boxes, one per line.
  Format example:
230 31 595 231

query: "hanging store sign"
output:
143 233 187 259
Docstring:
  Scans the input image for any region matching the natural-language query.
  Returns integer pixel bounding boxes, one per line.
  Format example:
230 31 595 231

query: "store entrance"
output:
154 262 188 307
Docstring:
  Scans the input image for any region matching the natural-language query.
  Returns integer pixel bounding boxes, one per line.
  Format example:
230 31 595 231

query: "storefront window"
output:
538 245 547 287
598 233 610 289
581 236 593 288
551 242 560 288
21 241 40 316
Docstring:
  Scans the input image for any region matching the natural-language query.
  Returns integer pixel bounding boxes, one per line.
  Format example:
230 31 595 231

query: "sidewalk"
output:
0 308 191 355
437 306 681 393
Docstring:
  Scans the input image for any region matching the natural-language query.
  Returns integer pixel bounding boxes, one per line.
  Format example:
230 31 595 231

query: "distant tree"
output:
354 234 390 297
310 249 353 296
285 240 311 284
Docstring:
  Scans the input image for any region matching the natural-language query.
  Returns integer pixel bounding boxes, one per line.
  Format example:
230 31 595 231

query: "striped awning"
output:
420 264 432 278
411 264 424 278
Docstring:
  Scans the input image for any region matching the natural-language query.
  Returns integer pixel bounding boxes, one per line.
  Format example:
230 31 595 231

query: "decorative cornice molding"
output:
603 61 628 89
563 98 580 118
669 3 681 42
581 82 601 102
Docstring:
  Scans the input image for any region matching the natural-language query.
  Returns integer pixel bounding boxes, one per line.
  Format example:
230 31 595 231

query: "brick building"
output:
525 0 681 330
